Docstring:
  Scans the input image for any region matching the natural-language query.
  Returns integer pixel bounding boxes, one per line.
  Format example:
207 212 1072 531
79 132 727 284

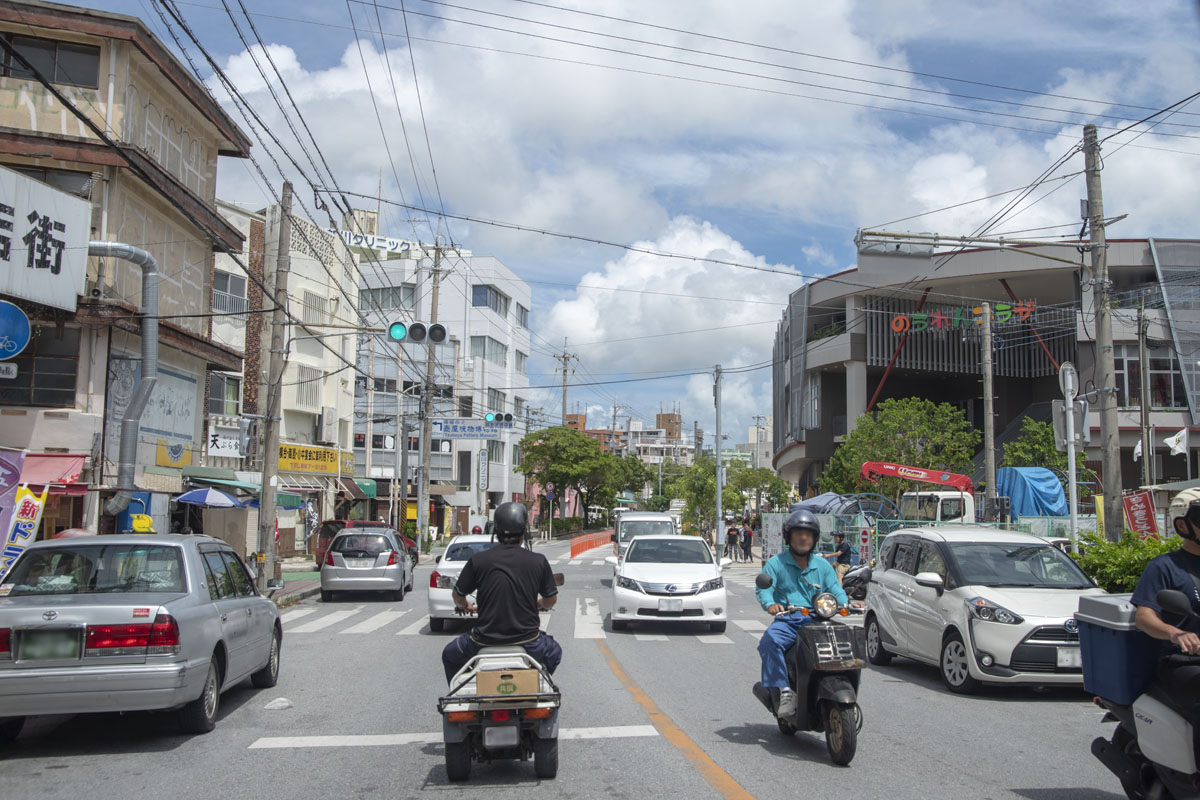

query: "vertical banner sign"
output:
0 451 25 577
1122 490 1159 538
478 449 489 491
1 486 47 579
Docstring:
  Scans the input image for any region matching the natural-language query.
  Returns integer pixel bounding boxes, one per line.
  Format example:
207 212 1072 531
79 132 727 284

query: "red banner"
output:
1122 490 1159 538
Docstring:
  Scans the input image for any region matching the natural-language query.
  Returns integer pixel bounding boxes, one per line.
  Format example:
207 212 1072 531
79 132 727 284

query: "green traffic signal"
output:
387 321 407 341
485 412 496 422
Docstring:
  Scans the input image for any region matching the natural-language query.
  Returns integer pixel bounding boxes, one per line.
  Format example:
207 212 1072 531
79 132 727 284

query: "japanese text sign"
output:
890 302 1037 334
0 166 90 311
278 443 355 474
1122 490 1159 538
432 418 515 440
1 485 47 579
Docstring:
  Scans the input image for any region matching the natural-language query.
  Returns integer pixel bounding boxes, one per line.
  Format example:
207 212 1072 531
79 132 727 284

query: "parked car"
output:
606 535 731 633
864 526 1105 693
0 534 283 741
611 511 678 564
314 520 417 569
427 534 505 632
320 528 414 602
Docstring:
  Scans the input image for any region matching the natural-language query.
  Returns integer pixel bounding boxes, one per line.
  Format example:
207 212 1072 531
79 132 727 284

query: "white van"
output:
611 511 677 563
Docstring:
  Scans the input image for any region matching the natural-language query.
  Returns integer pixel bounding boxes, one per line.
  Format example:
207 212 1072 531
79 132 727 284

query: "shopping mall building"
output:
771 237 1200 494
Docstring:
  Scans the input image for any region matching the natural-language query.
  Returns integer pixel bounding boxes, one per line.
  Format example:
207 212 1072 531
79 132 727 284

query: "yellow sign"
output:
278 444 355 475
155 439 193 467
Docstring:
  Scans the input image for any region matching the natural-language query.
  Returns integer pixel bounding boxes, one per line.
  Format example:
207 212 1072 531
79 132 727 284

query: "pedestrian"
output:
180 526 195 536
726 525 740 561
824 532 853 583
741 522 753 562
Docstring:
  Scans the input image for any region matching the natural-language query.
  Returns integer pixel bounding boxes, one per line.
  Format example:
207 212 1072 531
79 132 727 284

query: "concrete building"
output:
771 237 1200 495
0 1 248 535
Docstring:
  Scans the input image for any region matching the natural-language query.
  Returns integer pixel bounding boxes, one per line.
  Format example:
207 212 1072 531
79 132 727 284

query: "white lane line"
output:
248 725 659 750
279 608 317 624
288 607 363 633
696 634 733 645
574 597 606 639
568 558 582 565
396 615 430 636
634 633 668 641
734 619 767 634
341 610 409 635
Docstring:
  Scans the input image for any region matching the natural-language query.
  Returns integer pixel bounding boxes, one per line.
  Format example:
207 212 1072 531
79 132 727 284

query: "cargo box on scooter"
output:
1075 594 1161 705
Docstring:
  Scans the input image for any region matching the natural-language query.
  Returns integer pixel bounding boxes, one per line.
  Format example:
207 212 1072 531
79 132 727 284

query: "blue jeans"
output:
442 632 563 684
758 615 812 690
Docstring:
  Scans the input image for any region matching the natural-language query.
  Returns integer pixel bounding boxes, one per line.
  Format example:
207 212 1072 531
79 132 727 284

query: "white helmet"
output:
1168 488 1200 540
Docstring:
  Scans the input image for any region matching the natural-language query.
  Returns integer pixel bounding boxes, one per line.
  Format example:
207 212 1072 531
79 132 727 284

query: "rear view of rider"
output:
441 502 562 683
756 509 848 718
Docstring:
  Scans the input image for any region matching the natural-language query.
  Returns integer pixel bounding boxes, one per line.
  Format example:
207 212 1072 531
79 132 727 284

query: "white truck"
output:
897 491 976 523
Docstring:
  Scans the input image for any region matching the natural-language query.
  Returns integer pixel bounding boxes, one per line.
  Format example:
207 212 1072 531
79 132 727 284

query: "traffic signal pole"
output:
416 246 442 552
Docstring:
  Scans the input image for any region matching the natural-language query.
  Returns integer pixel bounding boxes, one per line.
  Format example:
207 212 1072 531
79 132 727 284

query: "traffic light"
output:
484 413 514 423
387 321 446 343
387 321 407 341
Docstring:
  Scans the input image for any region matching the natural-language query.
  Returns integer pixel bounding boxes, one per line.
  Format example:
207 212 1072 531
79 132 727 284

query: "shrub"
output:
1071 532 1180 593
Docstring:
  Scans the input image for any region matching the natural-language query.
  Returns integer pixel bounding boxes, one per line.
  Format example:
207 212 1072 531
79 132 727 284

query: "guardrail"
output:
570 530 612 558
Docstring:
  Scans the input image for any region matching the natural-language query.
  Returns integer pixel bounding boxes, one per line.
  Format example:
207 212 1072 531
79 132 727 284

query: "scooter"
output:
1090 588 1200 800
750 572 867 766
841 563 871 601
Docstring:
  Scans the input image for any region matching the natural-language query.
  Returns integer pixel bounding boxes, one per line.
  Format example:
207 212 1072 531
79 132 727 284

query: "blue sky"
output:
101 0 1200 446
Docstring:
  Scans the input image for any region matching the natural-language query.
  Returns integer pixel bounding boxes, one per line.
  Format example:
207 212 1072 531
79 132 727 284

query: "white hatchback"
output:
607 535 731 633
865 526 1106 693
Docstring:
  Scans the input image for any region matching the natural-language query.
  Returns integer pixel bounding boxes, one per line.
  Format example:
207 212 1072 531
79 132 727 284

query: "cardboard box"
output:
476 668 540 697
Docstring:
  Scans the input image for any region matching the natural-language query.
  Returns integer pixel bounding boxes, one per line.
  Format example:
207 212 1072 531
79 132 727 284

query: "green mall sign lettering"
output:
890 301 1037 334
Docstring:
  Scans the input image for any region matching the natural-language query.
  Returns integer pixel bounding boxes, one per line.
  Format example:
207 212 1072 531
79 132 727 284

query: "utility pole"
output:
257 180 292 591
416 245 442 552
555 340 575 426
714 365 724 554
397 388 409 530
982 302 998 521
1138 305 1152 487
365 335 375 480
752 414 766 470
1085 123 1123 542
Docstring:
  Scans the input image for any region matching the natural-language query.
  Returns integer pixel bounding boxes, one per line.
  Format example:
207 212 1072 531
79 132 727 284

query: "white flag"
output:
1165 428 1189 457
1133 440 1142 461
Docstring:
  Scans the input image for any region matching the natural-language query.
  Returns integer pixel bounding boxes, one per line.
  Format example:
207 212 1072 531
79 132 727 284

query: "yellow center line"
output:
595 640 755 800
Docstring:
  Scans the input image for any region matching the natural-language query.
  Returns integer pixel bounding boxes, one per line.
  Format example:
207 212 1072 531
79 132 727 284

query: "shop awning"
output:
21 454 87 495
355 478 377 499
430 483 457 496
339 476 368 500
245 492 306 510
279 474 325 492
189 476 262 492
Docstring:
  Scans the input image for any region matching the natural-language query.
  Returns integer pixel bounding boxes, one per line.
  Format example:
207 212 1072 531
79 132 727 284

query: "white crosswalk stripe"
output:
288 607 363 633
396 615 430 636
279 608 318 624
734 619 768 634
696 633 733 644
341 610 409 634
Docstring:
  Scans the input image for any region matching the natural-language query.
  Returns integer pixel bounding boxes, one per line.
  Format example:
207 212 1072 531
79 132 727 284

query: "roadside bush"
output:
1071 532 1180 593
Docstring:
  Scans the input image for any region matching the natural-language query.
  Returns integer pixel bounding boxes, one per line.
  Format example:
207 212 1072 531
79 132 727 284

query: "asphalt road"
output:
1 538 1125 799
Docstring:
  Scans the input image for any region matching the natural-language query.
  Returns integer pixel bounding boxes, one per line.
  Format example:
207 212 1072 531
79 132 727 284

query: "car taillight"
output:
387 550 399 566
430 570 441 589
86 622 151 656
147 614 180 655
489 709 513 722
325 550 334 566
0 628 10 660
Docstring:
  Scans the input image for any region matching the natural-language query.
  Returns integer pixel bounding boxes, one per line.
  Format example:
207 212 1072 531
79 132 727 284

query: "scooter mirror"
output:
755 573 773 590
1157 589 1196 619
553 572 566 587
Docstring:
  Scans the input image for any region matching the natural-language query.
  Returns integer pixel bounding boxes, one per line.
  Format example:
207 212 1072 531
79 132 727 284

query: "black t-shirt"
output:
1131 549 1200 638
454 543 557 646
834 541 852 565
727 527 739 542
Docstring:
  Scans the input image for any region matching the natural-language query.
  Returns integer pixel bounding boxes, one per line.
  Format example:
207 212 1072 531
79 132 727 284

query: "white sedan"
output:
606 536 731 633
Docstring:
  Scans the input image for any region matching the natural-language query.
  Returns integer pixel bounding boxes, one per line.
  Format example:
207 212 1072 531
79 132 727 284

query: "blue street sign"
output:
546 492 554 500
0 300 30 359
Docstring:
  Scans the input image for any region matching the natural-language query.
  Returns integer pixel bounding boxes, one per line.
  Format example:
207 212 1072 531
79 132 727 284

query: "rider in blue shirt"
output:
756 509 850 718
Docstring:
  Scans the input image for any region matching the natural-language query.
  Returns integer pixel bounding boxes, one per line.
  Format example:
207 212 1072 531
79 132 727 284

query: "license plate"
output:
347 559 374 568
20 629 80 661
483 725 520 749
1057 647 1082 668
658 598 684 612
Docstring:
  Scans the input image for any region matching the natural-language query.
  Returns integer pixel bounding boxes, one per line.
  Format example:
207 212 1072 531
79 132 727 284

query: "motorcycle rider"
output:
441 502 562 683
1132 488 1200 656
756 509 851 718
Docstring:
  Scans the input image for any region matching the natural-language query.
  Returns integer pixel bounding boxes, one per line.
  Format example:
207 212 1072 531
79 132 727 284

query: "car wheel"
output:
865 615 893 666
445 740 471 782
179 656 221 733
321 590 334 603
392 583 405 602
940 632 982 694
0 716 25 744
709 621 727 634
533 736 559 779
251 628 281 689
611 619 629 632
429 617 445 632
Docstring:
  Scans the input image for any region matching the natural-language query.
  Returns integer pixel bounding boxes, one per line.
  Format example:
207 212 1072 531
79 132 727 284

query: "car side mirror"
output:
755 573 773 590
719 557 733 569
266 578 284 597
610 534 618 542
435 555 441 563
1158 589 1197 620
604 556 618 567
914 572 944 591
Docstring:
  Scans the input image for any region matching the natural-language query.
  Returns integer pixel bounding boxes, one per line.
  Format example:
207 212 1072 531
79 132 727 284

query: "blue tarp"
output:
996 467 1068 518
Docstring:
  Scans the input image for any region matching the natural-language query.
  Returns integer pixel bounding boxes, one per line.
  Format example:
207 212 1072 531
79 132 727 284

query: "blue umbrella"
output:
176 487 243 508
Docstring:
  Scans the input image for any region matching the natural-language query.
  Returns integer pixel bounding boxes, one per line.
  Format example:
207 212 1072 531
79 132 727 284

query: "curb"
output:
275 584 322 608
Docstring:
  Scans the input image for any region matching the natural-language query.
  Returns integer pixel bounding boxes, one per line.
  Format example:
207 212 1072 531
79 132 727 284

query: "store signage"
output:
478 449 489 490
278 444 356 475
1122 490 1159 538
208 427 241 458
327 228 418 255
0 362 16 379
432 418 515 440
0 486 47 580
0 166 91 311
890 301 1037 334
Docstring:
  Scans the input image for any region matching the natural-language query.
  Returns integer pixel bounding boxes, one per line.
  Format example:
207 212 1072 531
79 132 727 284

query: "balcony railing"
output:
213 290 248 314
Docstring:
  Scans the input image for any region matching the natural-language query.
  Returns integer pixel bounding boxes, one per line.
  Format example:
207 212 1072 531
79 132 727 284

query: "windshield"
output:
899 495 940 521
1 545 186 595
626 539 712 564
619 520 675 541
444 541 498 561
946 542 1093 589
332 534 393 557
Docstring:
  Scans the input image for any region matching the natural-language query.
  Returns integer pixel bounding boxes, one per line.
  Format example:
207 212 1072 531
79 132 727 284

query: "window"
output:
1114 344 1188 410
458 395 474 417
2 34 100 88
515 351 527 375
221 552 255 597
302 291 327 325
512 444 523 466
202 552 235 599
516 304 529 329
208 373 240 415
513 397 525 418
11 166 93 199
487 439 504 464
212 270 247 313
470 336 508 368
916 543 949 581
0 325 79 407
890 539 919 575
295 365 321 408
2 544 185 595
471 284 510 318
358 284 414 311
487 388 506 412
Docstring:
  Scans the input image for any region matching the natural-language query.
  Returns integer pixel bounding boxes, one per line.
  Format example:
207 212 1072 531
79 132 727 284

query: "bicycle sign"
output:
0 300 30 359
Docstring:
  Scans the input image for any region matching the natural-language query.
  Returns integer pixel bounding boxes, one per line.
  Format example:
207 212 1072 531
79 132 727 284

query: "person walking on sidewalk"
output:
741 522 753 562
726 524 740 562
825 532 853 583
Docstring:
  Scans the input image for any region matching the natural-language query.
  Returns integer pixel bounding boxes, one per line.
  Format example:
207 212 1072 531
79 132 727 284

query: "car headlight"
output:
966 597 1024 625
616 576 643 593
813 592 839 619
698 577 724 593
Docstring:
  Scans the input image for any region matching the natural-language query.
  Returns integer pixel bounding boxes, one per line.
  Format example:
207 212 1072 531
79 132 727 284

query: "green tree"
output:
819 397 981 500
1001 417 1086 473
644 494 672 512
669 455 741 531
730 466 793 513
517 427 610 527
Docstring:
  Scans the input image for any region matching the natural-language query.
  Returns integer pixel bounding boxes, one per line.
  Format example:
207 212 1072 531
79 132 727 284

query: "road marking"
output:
288 608 363 633
396 615 430 635
341 610 409 634
574 597 606 639
634 633 669 641
279 608 317 624
734 619 767 634
696 633 733 645
568 558 582 565
596 641 755 800
248 725 658 750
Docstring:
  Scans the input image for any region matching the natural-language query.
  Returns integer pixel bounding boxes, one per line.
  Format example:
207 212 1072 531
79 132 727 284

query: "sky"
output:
104 0 1200 450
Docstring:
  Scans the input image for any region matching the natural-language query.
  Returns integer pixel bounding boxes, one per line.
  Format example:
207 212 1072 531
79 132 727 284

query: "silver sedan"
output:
0 534 283 741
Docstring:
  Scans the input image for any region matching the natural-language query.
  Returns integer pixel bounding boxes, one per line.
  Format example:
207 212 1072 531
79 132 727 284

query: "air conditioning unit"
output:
317 406 337 445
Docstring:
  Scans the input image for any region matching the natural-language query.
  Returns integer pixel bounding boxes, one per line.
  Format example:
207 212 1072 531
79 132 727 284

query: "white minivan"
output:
610 511 677 564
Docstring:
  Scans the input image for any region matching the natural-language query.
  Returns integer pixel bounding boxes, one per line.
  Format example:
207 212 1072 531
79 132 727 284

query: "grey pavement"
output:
0 536 1123 799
